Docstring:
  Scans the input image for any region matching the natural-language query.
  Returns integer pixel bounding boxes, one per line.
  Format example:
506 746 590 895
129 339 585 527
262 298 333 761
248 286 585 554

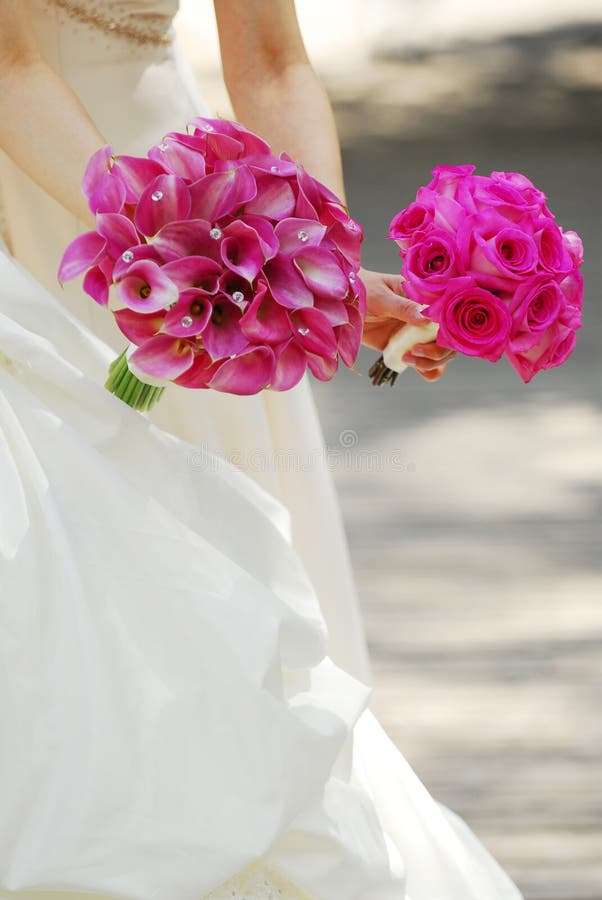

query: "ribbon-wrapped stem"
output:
369 320 440 386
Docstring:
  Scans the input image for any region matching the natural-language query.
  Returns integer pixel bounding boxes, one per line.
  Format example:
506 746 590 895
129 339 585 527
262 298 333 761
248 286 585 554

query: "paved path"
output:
310 28 602 899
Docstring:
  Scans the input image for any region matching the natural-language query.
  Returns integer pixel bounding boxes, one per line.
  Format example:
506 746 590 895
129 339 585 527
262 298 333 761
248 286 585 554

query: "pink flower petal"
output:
135 174 192 237
294 248 349 299
189 167 257 221
173 350 222 388
314 297 350 326
117 260 178 313
88 172 126 215
325 220 363 266
162 290 213 337
239 214 279 260
335 304 363 367
221 220 266 282
161 256 222 292
275 218 327 255
129 334 195 381
306 351 339 381
96 213 140 259
113 308 165 345
58 231 107 282
83 265 109 306
271 338 307 391
111 156 166 203
263 255 314 309
82 145 113 202
201 297 249 359
207 131 245 160
153 220 222 263
290 307 338 358
112 243 164 281
207 346 276 395
244 175 296 220
240 282 292 343
149 138 206 182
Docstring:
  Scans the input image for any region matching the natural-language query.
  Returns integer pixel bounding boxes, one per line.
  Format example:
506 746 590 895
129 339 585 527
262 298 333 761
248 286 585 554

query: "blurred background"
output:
176 3 602 898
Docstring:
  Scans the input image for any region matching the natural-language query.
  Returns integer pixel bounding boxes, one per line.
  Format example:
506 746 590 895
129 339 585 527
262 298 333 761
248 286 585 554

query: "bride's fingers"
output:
412 342 456 362
403 352 451 372
416 364 446 381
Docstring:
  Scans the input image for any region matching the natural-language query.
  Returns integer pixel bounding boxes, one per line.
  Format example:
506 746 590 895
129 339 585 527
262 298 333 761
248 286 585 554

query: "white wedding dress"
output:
0 2 524 898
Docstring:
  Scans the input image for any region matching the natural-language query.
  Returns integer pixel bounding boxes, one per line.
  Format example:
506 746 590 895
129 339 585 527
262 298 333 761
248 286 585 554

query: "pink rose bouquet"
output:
59 117 365 409
369 165 583 385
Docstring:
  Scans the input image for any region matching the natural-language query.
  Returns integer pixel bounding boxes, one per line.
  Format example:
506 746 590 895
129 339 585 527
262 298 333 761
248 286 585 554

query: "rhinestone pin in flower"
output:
59 122 365 409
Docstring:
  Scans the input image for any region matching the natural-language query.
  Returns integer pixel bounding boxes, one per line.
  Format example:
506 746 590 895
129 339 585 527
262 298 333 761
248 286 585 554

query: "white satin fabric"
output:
0 3 525 899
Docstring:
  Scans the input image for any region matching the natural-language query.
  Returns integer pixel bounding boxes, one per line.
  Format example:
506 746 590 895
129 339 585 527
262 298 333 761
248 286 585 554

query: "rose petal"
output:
58 231 107 282
129 334 195 380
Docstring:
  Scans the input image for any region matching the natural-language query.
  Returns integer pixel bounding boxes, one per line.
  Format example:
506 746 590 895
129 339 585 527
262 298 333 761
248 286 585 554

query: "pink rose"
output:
534 219 572 275
389 201 434 252
404 228 464 297
561 229 584 266
469 217 538 291
423 276 512 361
471 172 546 223
427 164 476 199
558 268 584 330
506 321 577 382
508 275 563 352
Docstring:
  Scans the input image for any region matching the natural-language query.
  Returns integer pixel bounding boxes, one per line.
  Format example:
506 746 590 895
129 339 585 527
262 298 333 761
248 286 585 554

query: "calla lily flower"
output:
117 260 178 313
129 334 196 380
189 166 257 221
111 155 166 203
244 175 296 220
275 218 326 255
153 220 221 263
88 172 126 215
112 244 164 281
221 220 266 282
135 174 192 237
294 247 349 300
264 255 314 309
335 304 363 367
149 137 206 182
113 308 165 345
270 338 307 391
207 345 276 395
201 297 249 359
240 281 292 343
83 265 110 306
82 144 113 204
96 213 140 259
162 256 222 293
290 306 338 358
162 290 213 337
173 349 222 389
58 231 107 283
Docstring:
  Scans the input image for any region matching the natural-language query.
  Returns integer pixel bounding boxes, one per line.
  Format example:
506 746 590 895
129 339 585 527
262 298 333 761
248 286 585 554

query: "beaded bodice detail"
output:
203 861 313 900
47 0 178 46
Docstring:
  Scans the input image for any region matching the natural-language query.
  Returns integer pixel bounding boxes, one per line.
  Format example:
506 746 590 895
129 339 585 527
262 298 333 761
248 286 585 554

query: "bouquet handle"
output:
369 320 440 385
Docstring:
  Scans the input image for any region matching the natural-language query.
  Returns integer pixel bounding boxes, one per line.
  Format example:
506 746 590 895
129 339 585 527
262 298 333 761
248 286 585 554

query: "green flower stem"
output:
105 348 165 411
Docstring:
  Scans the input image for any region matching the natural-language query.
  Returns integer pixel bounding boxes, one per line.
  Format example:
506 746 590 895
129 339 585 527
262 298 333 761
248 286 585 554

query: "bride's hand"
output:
359 268 457 381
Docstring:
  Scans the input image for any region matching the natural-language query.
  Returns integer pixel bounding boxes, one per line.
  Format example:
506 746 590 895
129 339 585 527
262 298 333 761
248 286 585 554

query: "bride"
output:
0 2 521 898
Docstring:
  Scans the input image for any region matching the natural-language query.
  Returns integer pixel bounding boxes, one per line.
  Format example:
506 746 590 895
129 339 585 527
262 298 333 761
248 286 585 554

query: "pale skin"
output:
0 0 455 379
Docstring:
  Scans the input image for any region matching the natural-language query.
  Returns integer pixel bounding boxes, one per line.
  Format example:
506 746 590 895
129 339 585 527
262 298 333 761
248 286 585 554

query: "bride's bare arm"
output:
0 0 104 225
213 0 345 202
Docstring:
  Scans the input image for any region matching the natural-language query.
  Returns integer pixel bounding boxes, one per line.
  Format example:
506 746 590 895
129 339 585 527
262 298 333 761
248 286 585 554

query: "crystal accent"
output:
297 231 309 242
348 221 358 231
298 327 310 336
210 227 223 240
159 142 169 152
232 291 245 304
151 190 163 202
181 316 194 328
349 272 356 283
200 123 214 132
270 166 279 174
121 250 134 263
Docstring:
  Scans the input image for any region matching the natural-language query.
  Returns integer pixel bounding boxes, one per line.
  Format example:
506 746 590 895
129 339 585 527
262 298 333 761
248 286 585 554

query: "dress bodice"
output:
38 0 179 46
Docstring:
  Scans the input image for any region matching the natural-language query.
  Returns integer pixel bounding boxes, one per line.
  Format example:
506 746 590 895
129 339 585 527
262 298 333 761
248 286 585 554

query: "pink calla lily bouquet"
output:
369 165 583 386
59 117 366 410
